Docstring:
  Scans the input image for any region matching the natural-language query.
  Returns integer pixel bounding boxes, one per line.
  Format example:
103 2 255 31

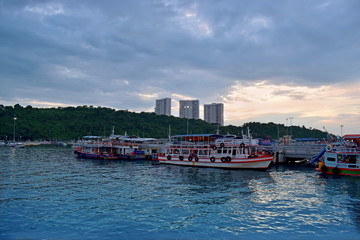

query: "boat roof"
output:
343 134 360 139
293 138 320 142
123 137 156 141
83 136 102 139
172 134 224 138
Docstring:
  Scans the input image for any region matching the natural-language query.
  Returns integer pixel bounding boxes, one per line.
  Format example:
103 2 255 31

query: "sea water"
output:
1 146 360 240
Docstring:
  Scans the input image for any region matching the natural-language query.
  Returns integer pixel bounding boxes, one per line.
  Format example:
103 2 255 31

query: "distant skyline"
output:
1 0 360 136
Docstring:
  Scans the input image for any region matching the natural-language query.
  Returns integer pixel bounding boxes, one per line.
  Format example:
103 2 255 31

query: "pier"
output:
273 143 326 164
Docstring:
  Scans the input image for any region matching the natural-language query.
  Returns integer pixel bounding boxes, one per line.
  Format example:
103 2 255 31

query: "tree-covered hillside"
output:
0 104 328 141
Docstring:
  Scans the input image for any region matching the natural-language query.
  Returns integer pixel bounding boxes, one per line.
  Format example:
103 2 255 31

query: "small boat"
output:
7 142 25 148
316 134 360 176
157 134 274 169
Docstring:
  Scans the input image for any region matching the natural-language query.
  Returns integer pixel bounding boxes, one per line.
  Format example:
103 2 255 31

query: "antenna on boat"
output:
111 126 115 136
216 124 220 135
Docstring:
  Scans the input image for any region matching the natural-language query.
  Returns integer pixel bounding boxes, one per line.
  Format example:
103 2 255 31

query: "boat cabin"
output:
324 135 360 170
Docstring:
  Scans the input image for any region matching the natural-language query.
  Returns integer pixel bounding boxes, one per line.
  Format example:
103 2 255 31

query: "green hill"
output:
0 104 327 141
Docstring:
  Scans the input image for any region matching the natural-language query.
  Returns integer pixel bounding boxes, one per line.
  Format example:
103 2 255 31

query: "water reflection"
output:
319 176 360 234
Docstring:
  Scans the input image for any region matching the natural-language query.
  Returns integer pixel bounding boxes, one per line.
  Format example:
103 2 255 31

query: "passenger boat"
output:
73 136 120 160
73 135 163 160
157 134 274 169
317 134 360 176
109 135 150 160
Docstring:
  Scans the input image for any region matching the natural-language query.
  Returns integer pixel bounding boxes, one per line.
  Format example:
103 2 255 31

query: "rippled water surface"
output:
1 146 360 240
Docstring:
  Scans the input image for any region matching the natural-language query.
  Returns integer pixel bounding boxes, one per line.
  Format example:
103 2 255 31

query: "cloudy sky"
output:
1 0 359 135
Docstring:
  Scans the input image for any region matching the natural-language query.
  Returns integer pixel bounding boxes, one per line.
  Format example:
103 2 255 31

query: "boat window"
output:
199 150 208 155
327 157 336 162
223 148 229 154
346 155 357 164
232 149 236 155
217 149 222 154
182 149 189 155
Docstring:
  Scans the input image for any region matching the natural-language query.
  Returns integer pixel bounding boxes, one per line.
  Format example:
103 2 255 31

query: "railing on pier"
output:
330 146 360 153
274 143 327 163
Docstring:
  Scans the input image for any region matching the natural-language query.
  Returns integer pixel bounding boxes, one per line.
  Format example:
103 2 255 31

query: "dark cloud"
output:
1 0 360 112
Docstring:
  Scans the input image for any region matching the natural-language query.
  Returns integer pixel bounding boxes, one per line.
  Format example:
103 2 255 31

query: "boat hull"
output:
75 151 120 160
317 140 360 177
316 165 360 177
75 151 147 160
157 155 273 169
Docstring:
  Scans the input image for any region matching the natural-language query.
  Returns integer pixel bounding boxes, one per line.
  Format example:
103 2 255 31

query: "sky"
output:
1 0 359 136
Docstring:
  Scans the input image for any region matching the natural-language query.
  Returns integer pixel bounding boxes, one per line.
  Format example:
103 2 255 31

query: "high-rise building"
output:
155 98 171 116
204 103 224 126
179 100 199 119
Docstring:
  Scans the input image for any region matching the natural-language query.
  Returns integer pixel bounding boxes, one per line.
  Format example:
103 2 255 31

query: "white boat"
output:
7 142 25 148
317 134 360 176
157 134 274 169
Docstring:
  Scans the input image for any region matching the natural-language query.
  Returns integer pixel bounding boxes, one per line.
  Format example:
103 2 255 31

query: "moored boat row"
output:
72 130 274 170
71 129 360 176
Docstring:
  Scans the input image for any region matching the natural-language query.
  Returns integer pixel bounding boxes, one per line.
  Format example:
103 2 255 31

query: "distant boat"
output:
7 142 25 148
156 134 274 170
22 141 42 146
316 134 360 176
